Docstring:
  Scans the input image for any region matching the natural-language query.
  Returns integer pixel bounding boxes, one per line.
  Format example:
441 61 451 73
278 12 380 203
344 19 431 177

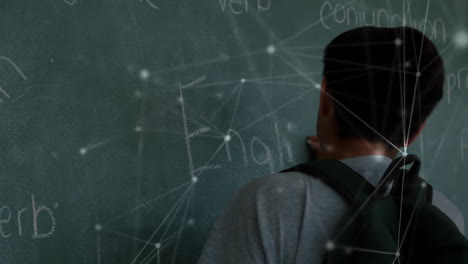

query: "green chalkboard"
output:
0 0 467 263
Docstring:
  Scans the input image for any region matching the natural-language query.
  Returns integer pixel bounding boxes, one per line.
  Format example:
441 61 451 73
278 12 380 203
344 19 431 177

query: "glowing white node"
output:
215 92 223 99
79 148 87 155
177 96 184 104
454 30 468 48
315 83 321 89
266 45 276 54
402 152 408 157
139 69 150 80
224 135 231 142
95 224 102 231
135 126 143 132
421 182 427 188
345 247 352 254
416 72 421 77
326 240 335 251
219 53 229 60
134 90 143 99
395 251 400 257
192 176 198 183
240 78 246 84
155 242 161 249
187 219 195 225
395 38 402 46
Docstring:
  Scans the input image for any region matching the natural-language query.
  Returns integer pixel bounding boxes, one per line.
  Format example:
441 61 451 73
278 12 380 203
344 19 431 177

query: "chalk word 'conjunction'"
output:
320 1 446 43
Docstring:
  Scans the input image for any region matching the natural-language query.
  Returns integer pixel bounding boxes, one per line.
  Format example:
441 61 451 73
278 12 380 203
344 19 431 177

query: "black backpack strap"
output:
281 160 375 207
281 155 433 207
377 154 433 204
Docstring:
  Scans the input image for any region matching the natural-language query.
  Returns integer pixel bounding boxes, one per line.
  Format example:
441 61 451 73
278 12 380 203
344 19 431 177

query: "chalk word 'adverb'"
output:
447 68 468 104
219 0 271 14
320 1 446 43
0 194 57 239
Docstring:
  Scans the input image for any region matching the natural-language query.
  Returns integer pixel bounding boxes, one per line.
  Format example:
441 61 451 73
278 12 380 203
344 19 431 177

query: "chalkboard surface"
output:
0 0 467 263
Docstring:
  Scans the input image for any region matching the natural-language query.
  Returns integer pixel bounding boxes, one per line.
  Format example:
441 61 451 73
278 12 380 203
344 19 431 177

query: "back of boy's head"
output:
323 26 444 149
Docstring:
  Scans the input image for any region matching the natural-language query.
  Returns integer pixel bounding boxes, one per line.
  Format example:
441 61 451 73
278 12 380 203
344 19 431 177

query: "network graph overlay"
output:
65 0 468 263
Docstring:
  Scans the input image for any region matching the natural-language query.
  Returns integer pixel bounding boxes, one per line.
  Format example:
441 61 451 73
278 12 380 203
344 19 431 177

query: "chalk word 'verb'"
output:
219 0 271 14
0 194 57 239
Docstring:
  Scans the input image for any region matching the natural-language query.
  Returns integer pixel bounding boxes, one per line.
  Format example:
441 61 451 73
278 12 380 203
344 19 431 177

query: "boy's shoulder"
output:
235 169 465 234
232 170 348 215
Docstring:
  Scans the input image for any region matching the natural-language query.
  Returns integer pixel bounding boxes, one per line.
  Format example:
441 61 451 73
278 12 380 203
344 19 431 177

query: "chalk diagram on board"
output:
70 0 468 263
0 56 28 104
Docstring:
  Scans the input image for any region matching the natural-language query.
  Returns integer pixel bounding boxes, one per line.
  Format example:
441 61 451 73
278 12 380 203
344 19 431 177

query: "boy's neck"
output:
318 138 400 160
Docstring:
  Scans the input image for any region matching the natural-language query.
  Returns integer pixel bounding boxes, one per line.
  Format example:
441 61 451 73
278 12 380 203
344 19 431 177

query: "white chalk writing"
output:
446 68 468 104
219 0 271 14
461 128 468 161
250 136 274 173
63 0 77 6
139 0 160 10
320 1 446 43
0 194 57 239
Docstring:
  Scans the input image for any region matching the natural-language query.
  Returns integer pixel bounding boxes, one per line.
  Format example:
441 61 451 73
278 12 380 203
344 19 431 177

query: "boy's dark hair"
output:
323 26 444 149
